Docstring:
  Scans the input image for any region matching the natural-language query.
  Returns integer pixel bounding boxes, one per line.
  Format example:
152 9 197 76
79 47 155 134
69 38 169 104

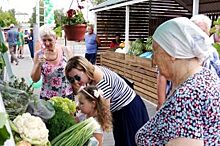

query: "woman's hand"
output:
37 55 46 66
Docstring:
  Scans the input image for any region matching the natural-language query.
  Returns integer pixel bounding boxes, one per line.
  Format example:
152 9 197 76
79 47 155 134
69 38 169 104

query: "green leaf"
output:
0 113 7 128
0 113 10 145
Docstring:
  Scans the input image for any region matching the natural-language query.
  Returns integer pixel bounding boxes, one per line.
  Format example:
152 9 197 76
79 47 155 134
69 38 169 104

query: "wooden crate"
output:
100 51 158 104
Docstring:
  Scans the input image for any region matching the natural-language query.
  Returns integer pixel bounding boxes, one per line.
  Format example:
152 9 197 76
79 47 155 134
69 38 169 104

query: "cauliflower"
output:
13 113 49 145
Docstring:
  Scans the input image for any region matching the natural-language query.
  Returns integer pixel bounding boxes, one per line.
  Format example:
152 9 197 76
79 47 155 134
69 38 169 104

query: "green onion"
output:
51 117 100 146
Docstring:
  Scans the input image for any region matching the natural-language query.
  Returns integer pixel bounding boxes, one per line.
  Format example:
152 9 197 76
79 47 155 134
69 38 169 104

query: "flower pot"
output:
63 24 87 41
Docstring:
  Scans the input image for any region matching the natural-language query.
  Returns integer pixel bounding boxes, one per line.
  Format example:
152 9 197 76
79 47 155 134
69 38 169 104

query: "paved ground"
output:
8 41 157 146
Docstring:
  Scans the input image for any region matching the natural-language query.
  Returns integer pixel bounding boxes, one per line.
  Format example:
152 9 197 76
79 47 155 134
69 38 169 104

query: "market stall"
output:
100 51 157 104
92 0 220 103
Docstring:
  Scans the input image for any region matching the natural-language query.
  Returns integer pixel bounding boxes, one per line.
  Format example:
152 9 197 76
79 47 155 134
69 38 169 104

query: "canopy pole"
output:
125 5 130 53
36 0 40 27
192 0 199 15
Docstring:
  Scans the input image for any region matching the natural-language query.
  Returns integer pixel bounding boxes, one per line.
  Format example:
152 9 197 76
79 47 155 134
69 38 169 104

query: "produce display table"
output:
100 51 158 104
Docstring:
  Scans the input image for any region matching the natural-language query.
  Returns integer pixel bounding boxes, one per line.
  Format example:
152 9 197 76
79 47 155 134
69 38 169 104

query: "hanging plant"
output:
62 0 87 41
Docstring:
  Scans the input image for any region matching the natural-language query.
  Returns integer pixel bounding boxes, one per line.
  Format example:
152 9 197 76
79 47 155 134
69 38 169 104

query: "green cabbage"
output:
49 96 76 114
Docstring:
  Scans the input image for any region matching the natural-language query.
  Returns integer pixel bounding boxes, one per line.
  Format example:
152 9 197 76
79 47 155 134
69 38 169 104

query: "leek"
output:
51 117 100 146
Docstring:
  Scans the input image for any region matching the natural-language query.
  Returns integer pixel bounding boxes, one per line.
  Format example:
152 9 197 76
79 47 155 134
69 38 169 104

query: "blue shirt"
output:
85 33 98 54
7 28 18 46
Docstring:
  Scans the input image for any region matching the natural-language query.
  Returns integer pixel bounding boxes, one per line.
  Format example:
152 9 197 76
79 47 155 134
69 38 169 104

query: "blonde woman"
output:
65 56 149 146
31 24 73 100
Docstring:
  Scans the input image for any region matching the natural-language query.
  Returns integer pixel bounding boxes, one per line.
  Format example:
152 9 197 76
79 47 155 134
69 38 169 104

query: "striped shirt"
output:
96 66 136 112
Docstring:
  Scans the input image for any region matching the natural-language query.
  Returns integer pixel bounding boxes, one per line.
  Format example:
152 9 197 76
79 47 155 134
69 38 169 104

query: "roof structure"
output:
91 0 127 10
90 0 145 12
176 0 220 13
91 0 220 14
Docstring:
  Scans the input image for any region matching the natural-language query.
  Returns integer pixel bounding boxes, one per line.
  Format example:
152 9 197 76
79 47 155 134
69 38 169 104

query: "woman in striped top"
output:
65 56 149 146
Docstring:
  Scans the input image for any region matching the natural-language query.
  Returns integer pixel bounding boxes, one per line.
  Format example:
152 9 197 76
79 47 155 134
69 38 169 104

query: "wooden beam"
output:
174 0 190 11
91 0 149 13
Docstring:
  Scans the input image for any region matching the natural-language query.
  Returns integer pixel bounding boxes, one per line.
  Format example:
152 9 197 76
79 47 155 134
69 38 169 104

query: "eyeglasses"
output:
67 75 81 84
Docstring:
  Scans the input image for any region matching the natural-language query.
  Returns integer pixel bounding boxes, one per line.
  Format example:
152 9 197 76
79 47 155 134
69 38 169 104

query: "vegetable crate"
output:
100 51 158 104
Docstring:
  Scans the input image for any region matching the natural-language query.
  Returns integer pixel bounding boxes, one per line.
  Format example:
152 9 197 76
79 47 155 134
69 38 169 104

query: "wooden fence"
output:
100 51 158 104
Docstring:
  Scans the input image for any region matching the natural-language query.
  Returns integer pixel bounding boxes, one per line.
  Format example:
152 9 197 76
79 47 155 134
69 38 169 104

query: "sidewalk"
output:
10 41 156 146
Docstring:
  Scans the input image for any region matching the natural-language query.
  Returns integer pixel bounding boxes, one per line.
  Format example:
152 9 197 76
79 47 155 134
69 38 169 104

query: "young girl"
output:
76 86 112 146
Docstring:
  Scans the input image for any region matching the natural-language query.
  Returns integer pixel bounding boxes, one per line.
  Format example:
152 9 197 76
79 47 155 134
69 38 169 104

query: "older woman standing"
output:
65 56 149 146
31 25 73 100
135 17 220 146
85 24 101 64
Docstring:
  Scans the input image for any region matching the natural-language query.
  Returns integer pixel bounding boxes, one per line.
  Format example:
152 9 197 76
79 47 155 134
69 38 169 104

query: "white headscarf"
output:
152 17 212 61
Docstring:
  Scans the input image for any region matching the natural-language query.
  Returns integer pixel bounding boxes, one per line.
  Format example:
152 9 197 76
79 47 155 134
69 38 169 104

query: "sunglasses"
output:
67 75 81 84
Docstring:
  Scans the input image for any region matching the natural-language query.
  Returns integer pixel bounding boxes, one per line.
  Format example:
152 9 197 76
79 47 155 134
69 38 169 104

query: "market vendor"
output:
109 33 123 50
31 24 74 100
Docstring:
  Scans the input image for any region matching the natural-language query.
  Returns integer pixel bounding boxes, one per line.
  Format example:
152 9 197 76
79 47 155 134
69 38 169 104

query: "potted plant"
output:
62 0 87 41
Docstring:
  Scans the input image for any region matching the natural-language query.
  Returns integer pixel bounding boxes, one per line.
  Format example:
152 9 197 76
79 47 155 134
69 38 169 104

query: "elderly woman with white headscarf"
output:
31 24 74 100
135 17 220 146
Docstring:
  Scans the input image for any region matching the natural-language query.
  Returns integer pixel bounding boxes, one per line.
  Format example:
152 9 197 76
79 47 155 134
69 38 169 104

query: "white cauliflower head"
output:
13 113 49 145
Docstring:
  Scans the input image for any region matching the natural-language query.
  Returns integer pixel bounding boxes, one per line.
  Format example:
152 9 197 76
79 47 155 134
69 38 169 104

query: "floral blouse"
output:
39 50 73 99
135 68 220 146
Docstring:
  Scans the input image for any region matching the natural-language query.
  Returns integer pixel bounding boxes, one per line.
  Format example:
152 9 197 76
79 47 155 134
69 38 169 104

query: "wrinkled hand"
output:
37 55 46 66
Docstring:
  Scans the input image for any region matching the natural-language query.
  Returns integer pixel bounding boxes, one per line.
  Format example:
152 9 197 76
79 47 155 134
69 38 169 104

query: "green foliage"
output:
0 42 8 54
92 0 107 4
213 43 220 55
211 17 220 56
0 27 7 73
45 105 76 141
2 77 36 120
29 0 44 27
145 36 153 51
213 18 220 26
63 11 86 26
0 113 10 145
49 96 76 114
0 56 5 73
0 8 17 27
8 77 34 95
54 9 65 27
129 39 146 56
129 36 153 56
51 117 100 146
54 26 62 37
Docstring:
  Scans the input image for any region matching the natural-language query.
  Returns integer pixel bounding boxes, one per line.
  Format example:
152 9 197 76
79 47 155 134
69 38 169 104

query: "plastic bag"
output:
26 99 55 122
